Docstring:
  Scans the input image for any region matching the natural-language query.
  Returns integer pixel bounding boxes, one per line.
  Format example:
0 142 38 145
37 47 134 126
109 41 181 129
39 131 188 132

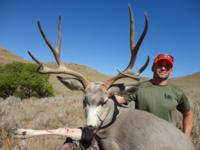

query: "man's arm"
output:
182 110 194 137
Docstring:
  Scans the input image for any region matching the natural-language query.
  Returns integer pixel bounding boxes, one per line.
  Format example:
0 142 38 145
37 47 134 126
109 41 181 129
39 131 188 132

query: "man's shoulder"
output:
138 80 153 88
167 84 184 93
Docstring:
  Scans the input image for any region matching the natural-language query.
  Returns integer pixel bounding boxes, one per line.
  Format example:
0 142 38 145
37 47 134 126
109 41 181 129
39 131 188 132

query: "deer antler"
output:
103 5 150 90
28 16 90 89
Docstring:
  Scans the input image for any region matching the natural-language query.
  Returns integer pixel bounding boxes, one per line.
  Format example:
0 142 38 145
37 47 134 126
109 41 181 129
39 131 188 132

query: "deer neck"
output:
100 99 119 129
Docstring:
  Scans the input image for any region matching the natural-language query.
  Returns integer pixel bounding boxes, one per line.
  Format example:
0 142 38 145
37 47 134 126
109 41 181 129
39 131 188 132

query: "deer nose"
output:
81 125 96 141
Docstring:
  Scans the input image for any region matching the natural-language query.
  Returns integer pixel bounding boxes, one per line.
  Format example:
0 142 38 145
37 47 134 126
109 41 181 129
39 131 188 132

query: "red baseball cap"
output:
153 54 174 67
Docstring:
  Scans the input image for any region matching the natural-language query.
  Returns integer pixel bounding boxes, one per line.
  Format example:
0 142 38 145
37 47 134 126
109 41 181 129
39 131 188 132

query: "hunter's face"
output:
153 60 173 79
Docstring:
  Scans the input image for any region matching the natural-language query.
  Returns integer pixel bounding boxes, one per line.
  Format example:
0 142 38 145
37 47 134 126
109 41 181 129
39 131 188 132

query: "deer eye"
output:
97 98 107 106
83 98 89 107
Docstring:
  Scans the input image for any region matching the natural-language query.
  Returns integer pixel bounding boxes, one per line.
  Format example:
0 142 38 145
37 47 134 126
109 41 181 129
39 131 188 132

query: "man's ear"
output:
57 76 85 91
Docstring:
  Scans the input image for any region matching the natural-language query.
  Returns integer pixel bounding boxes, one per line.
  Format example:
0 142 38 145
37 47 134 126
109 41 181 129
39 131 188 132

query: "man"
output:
116 54 194 137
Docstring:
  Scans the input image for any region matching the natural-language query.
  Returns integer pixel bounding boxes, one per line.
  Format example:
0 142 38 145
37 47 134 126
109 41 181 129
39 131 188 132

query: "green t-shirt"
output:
124 80 190 123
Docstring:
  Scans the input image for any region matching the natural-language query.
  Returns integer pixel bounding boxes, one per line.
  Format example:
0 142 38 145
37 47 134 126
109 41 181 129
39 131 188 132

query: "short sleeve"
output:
176 93 190 114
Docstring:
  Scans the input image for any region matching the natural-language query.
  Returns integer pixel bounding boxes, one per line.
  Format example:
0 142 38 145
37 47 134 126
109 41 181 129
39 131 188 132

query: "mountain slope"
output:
0 48 27 64
169 72 200 89
0 47 199 101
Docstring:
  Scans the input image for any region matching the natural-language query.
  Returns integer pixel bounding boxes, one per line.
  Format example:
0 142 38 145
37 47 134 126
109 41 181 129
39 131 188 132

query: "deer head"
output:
28 5 149 128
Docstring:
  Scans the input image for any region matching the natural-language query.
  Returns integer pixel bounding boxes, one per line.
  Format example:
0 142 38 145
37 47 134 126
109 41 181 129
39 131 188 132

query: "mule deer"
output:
11 5 195 150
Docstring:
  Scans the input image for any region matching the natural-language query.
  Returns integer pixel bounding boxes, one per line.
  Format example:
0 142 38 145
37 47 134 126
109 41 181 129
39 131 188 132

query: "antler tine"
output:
28 51 42 65
57 16 61 53
37 17 61 65
119 56 150 79
129 4 134 51
135 56 150 76
124 7 148 73
28 17 90 89
103 5 149 90
103 56 148 89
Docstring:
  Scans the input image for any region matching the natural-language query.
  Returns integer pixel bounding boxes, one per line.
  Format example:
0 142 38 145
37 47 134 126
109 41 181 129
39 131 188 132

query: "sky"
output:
0 0 200 78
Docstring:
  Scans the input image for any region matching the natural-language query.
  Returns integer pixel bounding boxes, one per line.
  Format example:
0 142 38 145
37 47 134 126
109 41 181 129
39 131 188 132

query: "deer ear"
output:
107 83 138 96
57 76 85 91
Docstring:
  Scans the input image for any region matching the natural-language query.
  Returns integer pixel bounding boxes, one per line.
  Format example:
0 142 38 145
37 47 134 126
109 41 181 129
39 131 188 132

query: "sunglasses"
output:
156 60 172 70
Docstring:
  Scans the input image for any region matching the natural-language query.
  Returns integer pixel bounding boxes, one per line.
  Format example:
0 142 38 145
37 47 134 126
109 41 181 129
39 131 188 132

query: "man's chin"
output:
158 75 169 80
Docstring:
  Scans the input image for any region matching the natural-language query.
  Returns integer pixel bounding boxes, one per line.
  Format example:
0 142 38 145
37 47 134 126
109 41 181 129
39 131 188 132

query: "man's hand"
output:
115 95 126 104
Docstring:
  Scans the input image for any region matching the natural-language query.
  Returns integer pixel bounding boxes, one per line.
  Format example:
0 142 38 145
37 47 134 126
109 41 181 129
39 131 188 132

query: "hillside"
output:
169 72 200 102
169 72 200 89
47 63 110 95
0 48 110 95
0 48 27 64
0 47 199 100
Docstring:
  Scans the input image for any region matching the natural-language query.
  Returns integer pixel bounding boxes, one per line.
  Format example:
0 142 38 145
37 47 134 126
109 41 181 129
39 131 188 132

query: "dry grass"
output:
0 95 85 150
174 100 200 150
192 101 200 150
1 90 200 150
170 76 200 150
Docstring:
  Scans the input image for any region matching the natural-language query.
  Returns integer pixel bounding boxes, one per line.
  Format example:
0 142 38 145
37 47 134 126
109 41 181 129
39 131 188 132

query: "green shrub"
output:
0 62 54 99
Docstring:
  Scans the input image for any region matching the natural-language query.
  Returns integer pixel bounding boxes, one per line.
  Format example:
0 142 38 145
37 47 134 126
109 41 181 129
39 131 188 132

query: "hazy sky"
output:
0 0 200 78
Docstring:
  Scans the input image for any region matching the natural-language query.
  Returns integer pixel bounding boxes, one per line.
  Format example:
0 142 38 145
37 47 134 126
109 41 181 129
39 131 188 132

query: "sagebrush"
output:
0 95 200 150
0 62 53 99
